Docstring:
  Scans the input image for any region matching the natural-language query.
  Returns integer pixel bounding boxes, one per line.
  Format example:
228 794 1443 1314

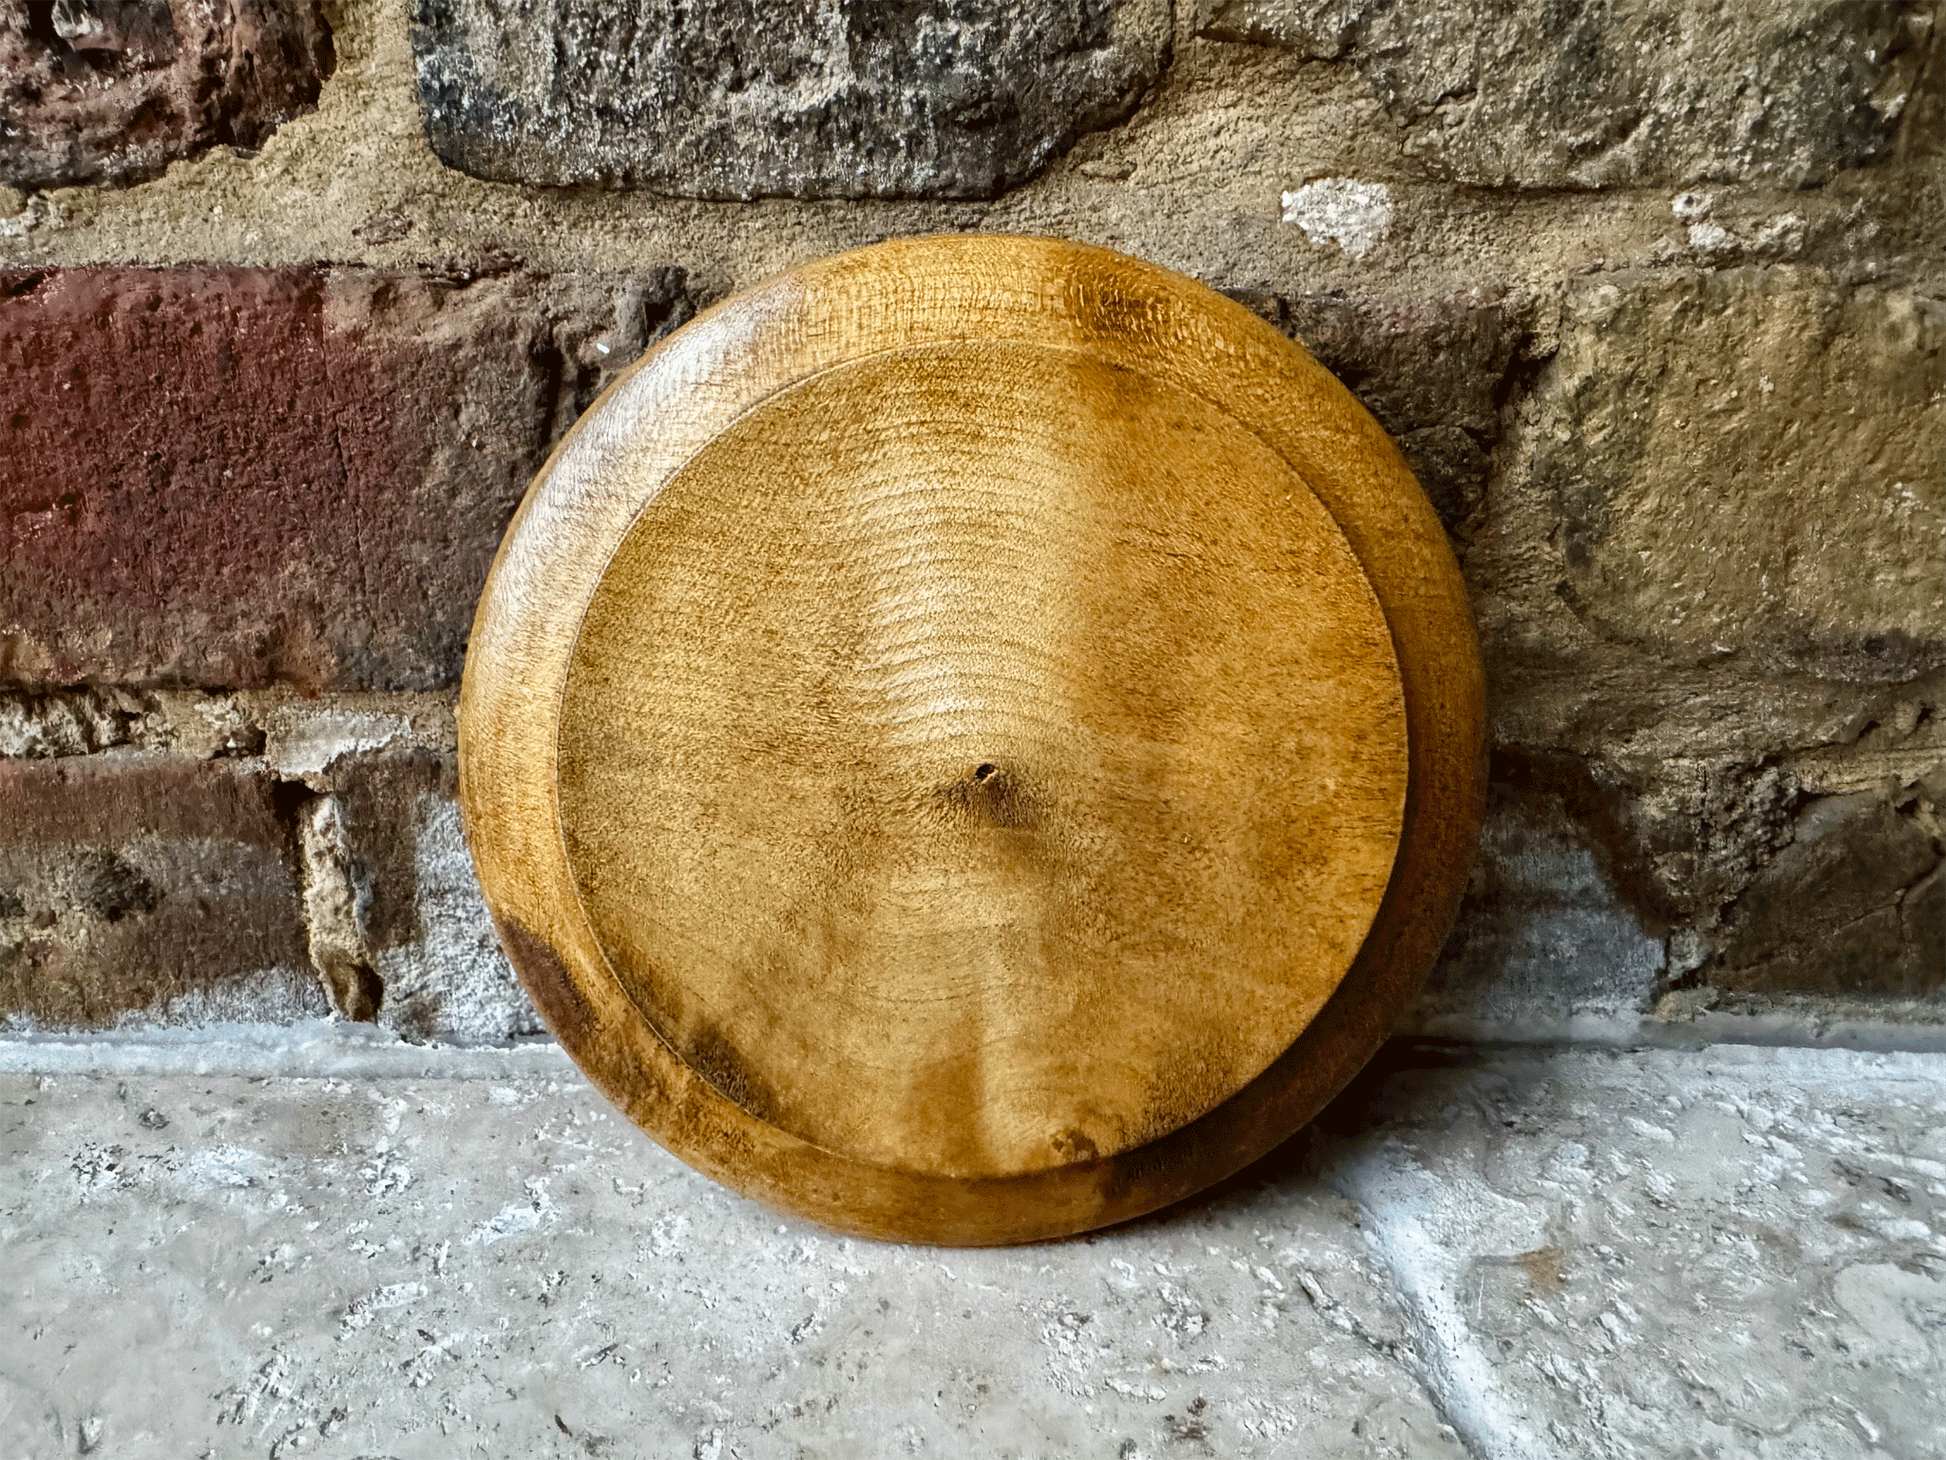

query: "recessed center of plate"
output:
556 341 1407 1180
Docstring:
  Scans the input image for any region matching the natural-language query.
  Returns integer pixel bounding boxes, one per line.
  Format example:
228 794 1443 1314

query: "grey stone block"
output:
1718 788 1944 997
1199 0 1931 188
410 0 1172 197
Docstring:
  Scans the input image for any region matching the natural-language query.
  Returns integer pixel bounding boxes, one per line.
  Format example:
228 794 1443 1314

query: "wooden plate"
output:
458 236 1484 1244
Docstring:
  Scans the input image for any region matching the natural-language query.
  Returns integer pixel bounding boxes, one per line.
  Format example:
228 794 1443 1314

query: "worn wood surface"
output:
458 236 1485 1244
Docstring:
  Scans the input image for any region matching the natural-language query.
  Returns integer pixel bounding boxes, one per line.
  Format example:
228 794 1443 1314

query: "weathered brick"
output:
1231 288 1528 533
410 0 1170 198
0 264 691 690
0 0 334 190
1715 787 1944 997
1199 0 1930 188
1526 269 1945 684
0 755 320 1026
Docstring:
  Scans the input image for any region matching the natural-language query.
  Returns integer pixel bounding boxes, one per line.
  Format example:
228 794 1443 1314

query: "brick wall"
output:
1 0 1940 1043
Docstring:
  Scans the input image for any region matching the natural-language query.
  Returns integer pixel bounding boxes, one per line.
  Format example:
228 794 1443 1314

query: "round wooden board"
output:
459 236 1485 1245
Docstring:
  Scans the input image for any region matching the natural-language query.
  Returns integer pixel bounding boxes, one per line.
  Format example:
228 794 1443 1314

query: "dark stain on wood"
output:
497 915 596 1046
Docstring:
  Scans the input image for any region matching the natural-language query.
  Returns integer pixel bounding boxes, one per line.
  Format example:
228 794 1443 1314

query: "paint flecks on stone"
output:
463 1178 558 1247
1670 190 1714 223
410 0 1171 199
1281 178 1393 259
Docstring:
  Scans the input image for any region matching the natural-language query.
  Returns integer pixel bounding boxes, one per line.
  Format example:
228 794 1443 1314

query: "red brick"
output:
0 755 318 1026
0 264 690 690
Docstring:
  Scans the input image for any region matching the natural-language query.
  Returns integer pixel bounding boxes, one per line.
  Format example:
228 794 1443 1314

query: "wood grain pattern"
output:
458 236 1486 1245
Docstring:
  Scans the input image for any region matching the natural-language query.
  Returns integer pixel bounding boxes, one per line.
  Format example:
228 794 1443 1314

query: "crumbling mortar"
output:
0 687 458 768
289 789 383 1022
0 686 162 758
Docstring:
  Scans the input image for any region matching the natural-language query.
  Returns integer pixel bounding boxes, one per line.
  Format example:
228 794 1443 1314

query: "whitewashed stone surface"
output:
3 1038 1941 1457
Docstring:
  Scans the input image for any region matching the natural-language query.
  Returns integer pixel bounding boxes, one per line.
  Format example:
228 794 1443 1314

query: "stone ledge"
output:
3 1040 1940 1456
